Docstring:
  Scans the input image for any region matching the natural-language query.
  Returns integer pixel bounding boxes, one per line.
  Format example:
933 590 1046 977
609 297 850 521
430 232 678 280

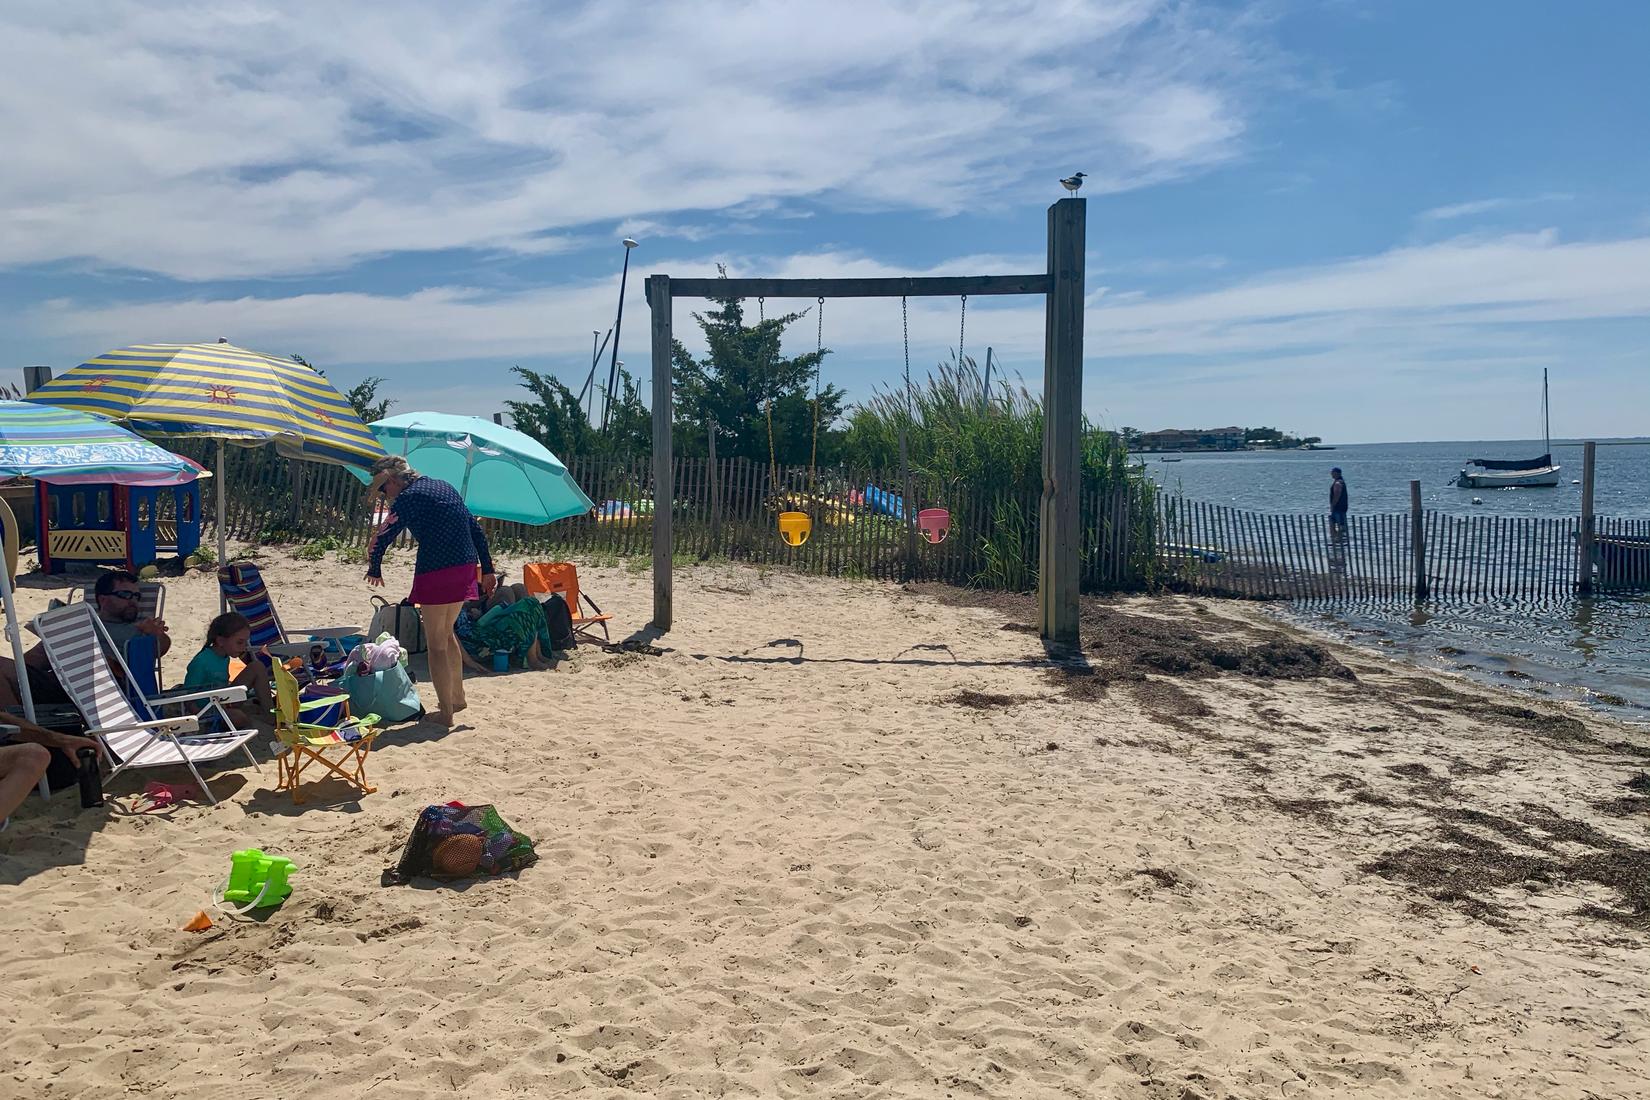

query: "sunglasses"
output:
110 589 142 601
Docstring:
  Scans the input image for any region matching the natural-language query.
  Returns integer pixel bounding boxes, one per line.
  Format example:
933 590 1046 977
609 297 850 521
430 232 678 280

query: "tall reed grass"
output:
841 356 1157 589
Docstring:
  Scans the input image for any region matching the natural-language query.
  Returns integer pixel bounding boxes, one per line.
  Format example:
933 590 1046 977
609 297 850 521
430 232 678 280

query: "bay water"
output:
1139 440 1650 722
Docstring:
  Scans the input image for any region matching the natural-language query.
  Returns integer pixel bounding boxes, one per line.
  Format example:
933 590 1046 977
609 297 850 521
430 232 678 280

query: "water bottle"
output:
77 747 104 809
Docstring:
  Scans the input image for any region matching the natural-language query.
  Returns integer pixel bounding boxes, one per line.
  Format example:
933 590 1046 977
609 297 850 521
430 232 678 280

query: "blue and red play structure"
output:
36 479 203 574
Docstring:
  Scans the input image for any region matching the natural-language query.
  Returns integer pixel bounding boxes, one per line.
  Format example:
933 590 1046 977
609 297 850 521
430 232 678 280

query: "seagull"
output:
1060 172 1087 195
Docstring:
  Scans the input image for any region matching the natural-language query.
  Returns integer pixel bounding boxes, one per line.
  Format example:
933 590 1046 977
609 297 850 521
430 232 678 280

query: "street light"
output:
601 238 641 433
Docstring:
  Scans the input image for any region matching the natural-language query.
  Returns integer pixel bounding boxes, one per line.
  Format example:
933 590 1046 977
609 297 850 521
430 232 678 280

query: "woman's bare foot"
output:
429 710 455 727
451 699 468 713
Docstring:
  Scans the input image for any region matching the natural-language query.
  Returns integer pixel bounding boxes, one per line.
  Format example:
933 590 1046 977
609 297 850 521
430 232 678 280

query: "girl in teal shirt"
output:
184 613 274 728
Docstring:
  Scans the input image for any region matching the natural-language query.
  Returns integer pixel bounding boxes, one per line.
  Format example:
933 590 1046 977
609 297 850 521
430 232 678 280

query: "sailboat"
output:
1453 369 1562 489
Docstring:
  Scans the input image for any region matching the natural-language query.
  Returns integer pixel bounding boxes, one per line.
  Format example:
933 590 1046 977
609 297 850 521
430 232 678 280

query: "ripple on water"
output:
1272 592 1650 723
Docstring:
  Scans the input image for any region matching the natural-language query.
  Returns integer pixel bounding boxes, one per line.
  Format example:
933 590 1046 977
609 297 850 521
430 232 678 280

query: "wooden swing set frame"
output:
644 197 1086 648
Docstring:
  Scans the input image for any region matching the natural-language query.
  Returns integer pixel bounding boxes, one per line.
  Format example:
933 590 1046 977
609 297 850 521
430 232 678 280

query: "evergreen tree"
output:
672 275 845 466
505 365 651 458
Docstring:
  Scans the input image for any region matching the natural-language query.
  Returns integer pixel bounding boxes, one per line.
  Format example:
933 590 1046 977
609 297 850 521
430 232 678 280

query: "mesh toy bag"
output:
382 802 538 885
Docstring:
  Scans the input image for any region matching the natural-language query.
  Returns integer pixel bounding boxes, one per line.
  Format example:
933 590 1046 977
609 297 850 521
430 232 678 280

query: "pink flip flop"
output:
135 781 200 812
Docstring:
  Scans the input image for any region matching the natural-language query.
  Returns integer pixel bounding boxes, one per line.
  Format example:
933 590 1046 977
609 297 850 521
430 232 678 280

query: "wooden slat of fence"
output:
1236 504 1252 596
1274 511 1298 599
1494 515 1508 600
1299 514 1323 600
1441 513 1456 600
1219 502 1240 596
1471 514 1487 600
1275 512 1301 599
1457 515 1473 600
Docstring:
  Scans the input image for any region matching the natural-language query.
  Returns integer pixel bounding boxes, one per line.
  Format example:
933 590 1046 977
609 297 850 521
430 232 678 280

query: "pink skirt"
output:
409 562 478 606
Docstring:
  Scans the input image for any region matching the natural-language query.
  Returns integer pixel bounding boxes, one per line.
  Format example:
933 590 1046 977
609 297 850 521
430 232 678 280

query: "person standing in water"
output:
1329 467 1349 530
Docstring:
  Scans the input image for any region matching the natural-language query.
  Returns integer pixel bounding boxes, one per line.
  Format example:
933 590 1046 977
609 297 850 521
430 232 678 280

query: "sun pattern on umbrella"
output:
206 383 238 405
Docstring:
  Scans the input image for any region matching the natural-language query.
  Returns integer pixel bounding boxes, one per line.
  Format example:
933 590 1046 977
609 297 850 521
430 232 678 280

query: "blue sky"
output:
2 0 1647 444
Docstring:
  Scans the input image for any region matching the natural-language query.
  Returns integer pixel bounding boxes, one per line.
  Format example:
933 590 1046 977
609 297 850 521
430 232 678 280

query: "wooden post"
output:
22 366 52 394
648 275 674 630
1038 197 1085 648
1409 479 1427 601
1578 440 1596 595
288 458 304 530
707 418 720 555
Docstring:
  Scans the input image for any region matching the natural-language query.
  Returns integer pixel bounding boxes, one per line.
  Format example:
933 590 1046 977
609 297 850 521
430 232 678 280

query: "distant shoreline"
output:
1133 443 1337 454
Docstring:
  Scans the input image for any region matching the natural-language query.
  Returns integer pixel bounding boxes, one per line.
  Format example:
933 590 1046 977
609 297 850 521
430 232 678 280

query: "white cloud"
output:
1085 230 1650 359
26 230 1650 372
23 248 1048 367
20 229 1650 438
1418 193 1573 221
0 0 1265 280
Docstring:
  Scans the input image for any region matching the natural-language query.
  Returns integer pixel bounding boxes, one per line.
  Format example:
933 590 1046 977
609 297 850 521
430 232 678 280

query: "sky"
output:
2 0 1647 445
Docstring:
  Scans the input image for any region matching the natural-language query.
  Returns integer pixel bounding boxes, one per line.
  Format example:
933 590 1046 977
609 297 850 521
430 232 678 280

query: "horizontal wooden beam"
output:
649 274 1049 302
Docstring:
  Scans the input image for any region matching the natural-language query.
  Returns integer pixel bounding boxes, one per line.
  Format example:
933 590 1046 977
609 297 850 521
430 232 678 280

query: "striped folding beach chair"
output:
33 603 260 805
69 579 167 690
218 561 360 661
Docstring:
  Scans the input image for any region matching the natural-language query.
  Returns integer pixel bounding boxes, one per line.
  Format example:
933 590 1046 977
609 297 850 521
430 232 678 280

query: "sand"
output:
2 548 1648 1099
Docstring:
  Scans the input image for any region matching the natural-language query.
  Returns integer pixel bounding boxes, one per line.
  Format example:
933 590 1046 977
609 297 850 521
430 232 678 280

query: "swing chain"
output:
759 296 778 500
808 297 824 495
958 294 967 368
901 295 912 415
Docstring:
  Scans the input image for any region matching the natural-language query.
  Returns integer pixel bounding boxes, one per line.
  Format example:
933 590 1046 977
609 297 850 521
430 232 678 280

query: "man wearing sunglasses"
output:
0 570 170 711
89 570 171 659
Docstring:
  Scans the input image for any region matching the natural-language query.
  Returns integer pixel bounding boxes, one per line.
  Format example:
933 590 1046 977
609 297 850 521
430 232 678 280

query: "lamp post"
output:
601 238 640 433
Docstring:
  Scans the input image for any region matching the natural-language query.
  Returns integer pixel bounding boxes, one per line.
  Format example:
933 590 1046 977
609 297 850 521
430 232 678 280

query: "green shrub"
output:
840 354 1157 588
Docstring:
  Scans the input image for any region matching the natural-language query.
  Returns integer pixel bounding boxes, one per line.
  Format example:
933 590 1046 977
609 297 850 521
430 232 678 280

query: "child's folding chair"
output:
270 661 380 805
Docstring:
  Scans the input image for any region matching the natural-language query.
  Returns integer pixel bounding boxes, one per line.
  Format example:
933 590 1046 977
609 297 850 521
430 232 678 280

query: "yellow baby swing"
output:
770 296 828 548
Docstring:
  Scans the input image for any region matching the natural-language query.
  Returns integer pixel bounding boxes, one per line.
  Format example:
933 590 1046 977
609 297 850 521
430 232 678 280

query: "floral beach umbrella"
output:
0 401 208 723
0 400 206 484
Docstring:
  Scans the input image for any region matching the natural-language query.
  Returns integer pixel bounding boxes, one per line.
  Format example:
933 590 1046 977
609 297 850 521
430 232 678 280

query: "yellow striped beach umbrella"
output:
27 341 387 563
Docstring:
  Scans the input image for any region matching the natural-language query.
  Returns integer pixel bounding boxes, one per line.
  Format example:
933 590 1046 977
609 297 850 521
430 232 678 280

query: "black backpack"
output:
541 593 577 652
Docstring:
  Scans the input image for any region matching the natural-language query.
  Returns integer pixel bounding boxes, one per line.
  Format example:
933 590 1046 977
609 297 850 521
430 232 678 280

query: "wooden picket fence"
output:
196 448 1160 591
197 447 1649 603
1150 498 1650 602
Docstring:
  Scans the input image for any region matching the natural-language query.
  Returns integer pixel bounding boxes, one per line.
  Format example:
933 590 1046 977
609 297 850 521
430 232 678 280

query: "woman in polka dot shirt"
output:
366 455 496 726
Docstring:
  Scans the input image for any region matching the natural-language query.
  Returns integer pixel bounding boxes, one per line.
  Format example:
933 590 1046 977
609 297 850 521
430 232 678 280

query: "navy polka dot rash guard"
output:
367 476 495 579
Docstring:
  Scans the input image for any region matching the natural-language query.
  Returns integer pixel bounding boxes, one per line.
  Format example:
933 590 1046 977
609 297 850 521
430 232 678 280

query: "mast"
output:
1543 368 1551 459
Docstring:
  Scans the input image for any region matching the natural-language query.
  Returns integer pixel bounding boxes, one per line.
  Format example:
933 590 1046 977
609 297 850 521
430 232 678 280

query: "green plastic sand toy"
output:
221 848 295 908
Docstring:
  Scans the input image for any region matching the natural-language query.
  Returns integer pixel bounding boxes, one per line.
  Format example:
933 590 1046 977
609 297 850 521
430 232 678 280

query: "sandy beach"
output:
2 548 1648 1099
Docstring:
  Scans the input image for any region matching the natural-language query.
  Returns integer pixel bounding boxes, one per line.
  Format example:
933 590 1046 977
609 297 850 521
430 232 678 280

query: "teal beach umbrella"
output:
359 413 594 525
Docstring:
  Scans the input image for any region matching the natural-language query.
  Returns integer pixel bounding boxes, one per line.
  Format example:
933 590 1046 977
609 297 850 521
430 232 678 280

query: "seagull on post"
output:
1060 172 1087 195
